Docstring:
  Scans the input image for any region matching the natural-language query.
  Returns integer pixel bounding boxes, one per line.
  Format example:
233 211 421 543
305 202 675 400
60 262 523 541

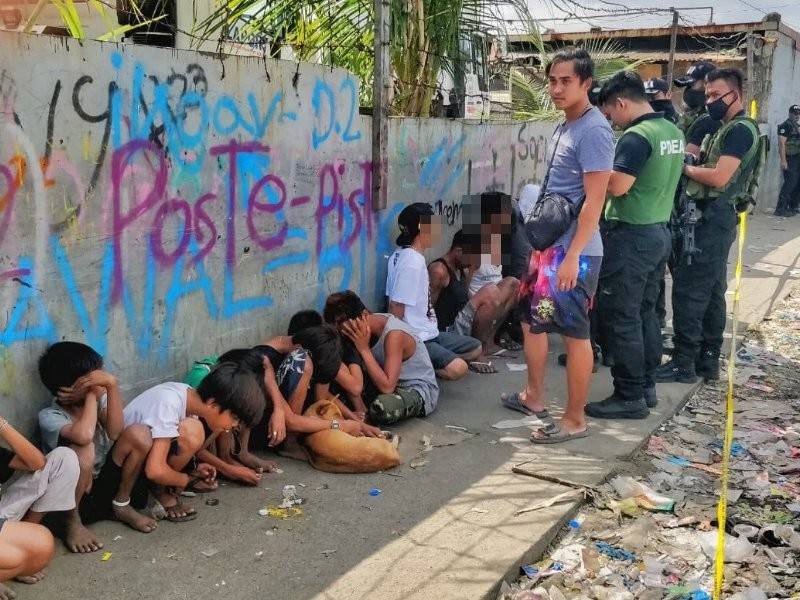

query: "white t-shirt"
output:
469 260 503 297
386 247 439 342
123 382 189 439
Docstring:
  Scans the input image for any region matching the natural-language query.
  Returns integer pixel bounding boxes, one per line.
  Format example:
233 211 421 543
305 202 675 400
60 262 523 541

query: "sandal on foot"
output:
164 502 197 522
500 392 553 421
498 339 523 352
530 423 589 445
469 361 498 374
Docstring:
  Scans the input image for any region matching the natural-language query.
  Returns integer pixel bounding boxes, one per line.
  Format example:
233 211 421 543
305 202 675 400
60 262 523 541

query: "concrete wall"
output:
0 32 555 432
762 31 800 210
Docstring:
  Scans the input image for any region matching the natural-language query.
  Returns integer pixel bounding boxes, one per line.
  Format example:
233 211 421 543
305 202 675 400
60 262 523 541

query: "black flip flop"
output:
501 392 553 422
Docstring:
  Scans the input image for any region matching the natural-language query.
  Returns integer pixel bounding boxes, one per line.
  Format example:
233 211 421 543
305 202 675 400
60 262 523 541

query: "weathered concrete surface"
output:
0 31 554 432
26 215 800 600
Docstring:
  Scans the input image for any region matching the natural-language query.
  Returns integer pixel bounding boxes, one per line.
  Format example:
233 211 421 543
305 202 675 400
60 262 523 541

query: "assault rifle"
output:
672 153 701 266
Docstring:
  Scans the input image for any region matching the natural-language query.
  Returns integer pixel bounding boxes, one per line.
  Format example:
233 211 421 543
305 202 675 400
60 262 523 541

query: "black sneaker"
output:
654 360 698 384
585 395 649 419
695 351 720 381
557 353 599 373
644 385 658 408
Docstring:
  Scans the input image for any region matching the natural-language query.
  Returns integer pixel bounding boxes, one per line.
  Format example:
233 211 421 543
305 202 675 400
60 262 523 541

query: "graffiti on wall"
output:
0 36 553 418
0 48 398 368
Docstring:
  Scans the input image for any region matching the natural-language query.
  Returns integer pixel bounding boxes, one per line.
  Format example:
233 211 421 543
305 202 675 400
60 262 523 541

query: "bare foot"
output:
0 582 17 599
237 451 279 473
65 517 103 553
14 570 45 585
113 503 157 533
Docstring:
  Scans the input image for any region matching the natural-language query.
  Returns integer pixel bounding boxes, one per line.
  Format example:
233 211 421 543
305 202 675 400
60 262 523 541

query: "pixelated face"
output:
548 60 592 109
419 215 442 248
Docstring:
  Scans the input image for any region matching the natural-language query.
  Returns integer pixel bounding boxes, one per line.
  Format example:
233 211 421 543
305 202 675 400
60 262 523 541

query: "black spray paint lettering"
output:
434 199 462 226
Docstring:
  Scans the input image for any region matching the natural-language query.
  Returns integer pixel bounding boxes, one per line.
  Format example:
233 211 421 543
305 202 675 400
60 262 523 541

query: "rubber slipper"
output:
164 502 197 522
469 361 498 374
498 339 523 352
501 392 553 422
530 425 590 445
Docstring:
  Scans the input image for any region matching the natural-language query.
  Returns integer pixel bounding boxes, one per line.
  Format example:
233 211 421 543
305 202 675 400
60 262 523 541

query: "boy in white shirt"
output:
122 363 264 521
386 203 482 380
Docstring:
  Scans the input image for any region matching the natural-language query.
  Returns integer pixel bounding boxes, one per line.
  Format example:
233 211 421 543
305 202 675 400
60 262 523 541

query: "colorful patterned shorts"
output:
518 246 602 339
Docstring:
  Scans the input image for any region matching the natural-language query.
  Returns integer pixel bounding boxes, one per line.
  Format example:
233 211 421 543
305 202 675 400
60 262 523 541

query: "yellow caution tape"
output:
713 99 757 599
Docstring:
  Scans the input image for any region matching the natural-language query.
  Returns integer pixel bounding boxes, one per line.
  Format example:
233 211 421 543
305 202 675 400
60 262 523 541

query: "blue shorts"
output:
518 246 601 340
424 332 481 370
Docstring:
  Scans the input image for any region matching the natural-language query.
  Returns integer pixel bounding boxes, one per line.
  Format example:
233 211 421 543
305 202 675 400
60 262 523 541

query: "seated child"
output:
324 291 439 425
37 342 156 555
122 363 264 522
0 414 78 594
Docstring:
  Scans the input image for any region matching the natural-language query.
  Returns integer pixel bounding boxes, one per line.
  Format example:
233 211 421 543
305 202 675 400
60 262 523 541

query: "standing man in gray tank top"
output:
324 291 439 426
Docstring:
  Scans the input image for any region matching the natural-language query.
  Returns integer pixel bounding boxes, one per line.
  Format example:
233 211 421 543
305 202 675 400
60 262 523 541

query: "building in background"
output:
497 13 800 211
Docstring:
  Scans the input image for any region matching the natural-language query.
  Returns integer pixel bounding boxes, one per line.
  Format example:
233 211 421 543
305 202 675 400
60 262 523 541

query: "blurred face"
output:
418 215 442 249
652 91 670 101
792 111 800 122
207 404 240 433
548 60 592 110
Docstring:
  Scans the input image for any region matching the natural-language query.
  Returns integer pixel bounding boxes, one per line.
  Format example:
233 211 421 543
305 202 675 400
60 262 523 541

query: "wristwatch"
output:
330 419 340 431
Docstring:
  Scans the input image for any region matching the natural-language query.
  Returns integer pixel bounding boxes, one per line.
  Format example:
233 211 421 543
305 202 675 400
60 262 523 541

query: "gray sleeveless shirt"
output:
372 314 439 415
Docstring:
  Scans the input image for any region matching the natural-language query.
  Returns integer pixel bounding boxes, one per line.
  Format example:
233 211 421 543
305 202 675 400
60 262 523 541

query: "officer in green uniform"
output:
656 68 761 384
584 72 685 420
774 104 800 216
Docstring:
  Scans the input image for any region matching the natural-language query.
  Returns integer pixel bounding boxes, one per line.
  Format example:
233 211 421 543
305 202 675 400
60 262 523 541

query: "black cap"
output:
790 104 800 114
674 62 716 87
396 202 434 246
644 78 669 95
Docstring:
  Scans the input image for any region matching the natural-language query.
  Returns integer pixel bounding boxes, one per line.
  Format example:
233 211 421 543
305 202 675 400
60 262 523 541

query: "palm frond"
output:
194 0 538 116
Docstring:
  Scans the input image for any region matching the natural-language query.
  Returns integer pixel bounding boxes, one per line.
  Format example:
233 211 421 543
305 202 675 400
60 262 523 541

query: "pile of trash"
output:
499 289 800 600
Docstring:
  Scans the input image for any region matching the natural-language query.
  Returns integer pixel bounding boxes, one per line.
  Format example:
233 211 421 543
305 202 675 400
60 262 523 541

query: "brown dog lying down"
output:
302 400 401 473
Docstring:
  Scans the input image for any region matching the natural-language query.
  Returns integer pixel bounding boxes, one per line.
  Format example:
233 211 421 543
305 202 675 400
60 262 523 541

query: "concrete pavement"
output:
28 213 800 600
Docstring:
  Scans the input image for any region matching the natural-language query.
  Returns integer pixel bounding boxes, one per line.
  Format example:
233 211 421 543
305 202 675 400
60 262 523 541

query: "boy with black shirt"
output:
585 71 684 419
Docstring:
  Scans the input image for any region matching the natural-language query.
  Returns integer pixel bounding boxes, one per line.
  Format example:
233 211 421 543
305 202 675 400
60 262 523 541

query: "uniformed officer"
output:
656 68 761 384
774 104 800 216
644 77 679 124
584 71 684 419
674 61 720 156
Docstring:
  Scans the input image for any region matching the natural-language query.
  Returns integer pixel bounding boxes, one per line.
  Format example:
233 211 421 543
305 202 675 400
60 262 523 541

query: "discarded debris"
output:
515 490 584 516
101 552 112 562
496 286 800 600
201 548 220 558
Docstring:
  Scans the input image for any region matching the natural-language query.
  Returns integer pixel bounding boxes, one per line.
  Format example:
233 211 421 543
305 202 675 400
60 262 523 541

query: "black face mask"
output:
683 88 706 110
707 90 735 121
649 99 673 113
